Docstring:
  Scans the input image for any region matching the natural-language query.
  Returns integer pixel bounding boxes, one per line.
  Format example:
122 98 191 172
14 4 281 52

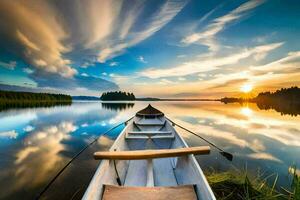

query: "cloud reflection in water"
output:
0 101 299 199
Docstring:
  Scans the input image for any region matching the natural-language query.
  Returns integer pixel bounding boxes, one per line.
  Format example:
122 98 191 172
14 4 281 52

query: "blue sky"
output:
0 0 299 98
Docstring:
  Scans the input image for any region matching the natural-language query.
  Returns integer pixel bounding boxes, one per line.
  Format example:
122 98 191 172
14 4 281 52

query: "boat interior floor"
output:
123 158 178 187
102 184 198 200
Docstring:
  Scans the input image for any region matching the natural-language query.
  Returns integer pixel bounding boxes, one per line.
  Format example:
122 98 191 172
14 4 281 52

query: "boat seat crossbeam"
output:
134 119 166 126
94 146 210 160
125 135 175 139
128 131 172 136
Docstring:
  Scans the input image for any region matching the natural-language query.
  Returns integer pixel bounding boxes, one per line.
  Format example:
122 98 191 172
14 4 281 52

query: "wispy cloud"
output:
109 73 132 84
158 78 176 85
0 130 18 139
182 0 265 52
140 42 283 78
23 67 34 74
177 54 186 58
251 51 300 72
80 73 89 77
109 62 119 67
0 61 17 70
138 56 147 63
81 0 123 48
98 0 187 62
23 125 35 132
0 1 77 78
135 46 300 98
118 1 145 40
28 71 118 93
0 0 186 80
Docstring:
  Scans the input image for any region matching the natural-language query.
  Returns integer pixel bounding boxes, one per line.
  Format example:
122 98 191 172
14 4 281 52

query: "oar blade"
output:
220 151 233 161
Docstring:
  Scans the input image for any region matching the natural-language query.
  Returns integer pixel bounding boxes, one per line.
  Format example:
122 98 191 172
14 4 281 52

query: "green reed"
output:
205 166 299 200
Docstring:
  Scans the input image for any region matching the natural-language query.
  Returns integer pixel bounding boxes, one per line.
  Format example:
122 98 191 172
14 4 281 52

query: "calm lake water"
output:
0 101 299 199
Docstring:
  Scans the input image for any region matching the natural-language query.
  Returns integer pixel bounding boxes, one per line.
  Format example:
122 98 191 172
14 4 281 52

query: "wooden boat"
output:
83 104 216 200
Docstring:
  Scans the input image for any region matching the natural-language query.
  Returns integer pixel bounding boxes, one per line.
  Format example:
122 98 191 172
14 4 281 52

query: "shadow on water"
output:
0 101 72 112
101 102 134 111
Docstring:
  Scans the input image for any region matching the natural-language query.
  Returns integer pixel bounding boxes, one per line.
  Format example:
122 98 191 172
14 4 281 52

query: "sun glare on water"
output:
240 84 253 93
241 107 253 116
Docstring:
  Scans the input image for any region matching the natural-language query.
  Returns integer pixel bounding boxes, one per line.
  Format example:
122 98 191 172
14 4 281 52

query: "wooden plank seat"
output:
128 131 173 136
102 184 198 200
125 134 175 139
134 119 166 126
94 146 210 160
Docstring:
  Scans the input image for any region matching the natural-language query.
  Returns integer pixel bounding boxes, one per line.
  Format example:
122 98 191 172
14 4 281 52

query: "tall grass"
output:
205 167 299 200
288 165 300 200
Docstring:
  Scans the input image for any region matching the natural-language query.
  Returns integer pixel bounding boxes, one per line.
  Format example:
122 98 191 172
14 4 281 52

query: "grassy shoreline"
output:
205 168 299 200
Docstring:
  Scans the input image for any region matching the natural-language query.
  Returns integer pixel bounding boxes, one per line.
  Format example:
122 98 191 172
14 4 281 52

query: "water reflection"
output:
0 102 128 199
0 101 71 112
222 100 300 117
14 122 76 187
101 102 134 111
256 101 300 116
240 106 253 117
155 102 300 188
0 101 299 199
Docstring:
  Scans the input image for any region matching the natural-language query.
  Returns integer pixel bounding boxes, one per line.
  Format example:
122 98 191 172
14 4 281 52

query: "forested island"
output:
0 90 72 110
100 91 135 101
221 86 300 116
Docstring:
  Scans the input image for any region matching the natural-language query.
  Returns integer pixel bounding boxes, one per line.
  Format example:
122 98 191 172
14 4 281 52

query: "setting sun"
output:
240 84 253 93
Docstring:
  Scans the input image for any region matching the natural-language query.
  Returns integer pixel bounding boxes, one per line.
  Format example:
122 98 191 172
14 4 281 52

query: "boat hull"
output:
83 113 216 200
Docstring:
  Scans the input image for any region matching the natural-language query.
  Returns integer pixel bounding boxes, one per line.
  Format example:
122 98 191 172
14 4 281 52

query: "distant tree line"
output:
220 86 300 116
0 90 72 111
220 97 243 104
253 86 300 104
100 91 135 101
221 86 300 104
0 90 72 102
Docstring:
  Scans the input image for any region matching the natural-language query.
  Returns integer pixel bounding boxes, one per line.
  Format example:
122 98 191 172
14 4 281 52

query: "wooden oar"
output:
166 117 233 161
94 146 210 160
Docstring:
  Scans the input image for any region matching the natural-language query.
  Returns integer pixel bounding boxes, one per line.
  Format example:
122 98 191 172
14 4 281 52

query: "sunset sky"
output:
0 0 299 98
